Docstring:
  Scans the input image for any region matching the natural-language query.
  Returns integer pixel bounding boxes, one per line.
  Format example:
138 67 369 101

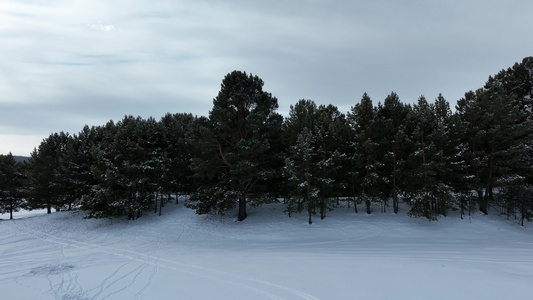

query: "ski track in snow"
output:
2 205 319 300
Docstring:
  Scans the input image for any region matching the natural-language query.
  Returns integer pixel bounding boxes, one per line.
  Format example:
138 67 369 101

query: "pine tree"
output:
80 120 118 217
281 100 318 217
89 116 157 219
282 100 346 222
315 104 348 218
188 71 283 221
0 153 26 219
403 96 457 220
377 92 410 214
141 117 166 215
27 132 72 213
285 126 319 224
457 71 532 217
347 93 385 214
68 125 99 211
55 132 85 211
456 90 486 214
487 57 533 224
159 113 195 202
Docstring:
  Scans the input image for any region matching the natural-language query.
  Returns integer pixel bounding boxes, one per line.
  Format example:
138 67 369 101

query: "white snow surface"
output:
1 202 532 300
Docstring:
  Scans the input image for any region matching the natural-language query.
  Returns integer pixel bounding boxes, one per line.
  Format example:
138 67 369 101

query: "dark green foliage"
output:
456 58 533 221
187 116 238 215
282 100 348 223
314 104 349 218
159 113 195 200
376 92 411 213
347 93 386 214
89 116 159 219
0 153 26 219
187 71 283 221
282 100 319 222
68 126 98 202
26 132 74 213
403 95 458 220
284 126 319 224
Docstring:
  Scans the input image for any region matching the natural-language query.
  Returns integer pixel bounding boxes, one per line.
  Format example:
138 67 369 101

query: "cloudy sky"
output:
1 0 532 156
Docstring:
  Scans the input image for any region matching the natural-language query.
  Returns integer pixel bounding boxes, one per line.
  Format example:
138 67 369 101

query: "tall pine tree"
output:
188 71 283 221
377 92 410 214
347 93 385 214
0 153 26 219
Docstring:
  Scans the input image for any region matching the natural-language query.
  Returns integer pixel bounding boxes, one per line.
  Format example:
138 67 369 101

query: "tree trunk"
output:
393 180 399 214
154 191 159 213
159 196 163 216
238 192 247 221
308 204 313 225
10 199 13 220
481 187 490 215
460 197 464 219
392 150 399 214
476 189 485 214
320 198 325 220
286 196 292 217
352 185 358 213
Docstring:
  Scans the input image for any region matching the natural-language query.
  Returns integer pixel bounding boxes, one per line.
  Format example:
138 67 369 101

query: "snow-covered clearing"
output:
1 202 532 300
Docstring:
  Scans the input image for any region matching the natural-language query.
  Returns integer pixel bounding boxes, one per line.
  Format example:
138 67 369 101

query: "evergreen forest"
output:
1 57 532 225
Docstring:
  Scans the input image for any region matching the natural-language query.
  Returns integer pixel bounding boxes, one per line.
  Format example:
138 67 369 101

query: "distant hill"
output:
14 156 29 163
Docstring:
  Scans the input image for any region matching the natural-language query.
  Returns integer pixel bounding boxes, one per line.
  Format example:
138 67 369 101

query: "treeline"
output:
1 57 532 225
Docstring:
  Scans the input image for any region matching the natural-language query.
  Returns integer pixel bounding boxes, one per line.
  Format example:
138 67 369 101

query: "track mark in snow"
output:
12 220 318 300
134 259 159 300
87 261 131 299
100 263 149 300
153 257 319 300
23 263 86 300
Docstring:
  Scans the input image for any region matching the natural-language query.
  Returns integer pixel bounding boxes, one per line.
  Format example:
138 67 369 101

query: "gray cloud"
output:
1 0 533 155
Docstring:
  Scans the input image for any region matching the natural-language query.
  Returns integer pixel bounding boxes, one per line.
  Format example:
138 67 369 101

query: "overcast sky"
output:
1 0 532 156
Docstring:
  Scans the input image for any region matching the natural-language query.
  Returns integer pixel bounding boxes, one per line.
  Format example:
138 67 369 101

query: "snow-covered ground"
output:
1 201 532 300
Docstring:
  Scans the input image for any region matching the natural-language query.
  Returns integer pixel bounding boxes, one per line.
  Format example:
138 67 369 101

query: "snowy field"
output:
1 202 532 300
